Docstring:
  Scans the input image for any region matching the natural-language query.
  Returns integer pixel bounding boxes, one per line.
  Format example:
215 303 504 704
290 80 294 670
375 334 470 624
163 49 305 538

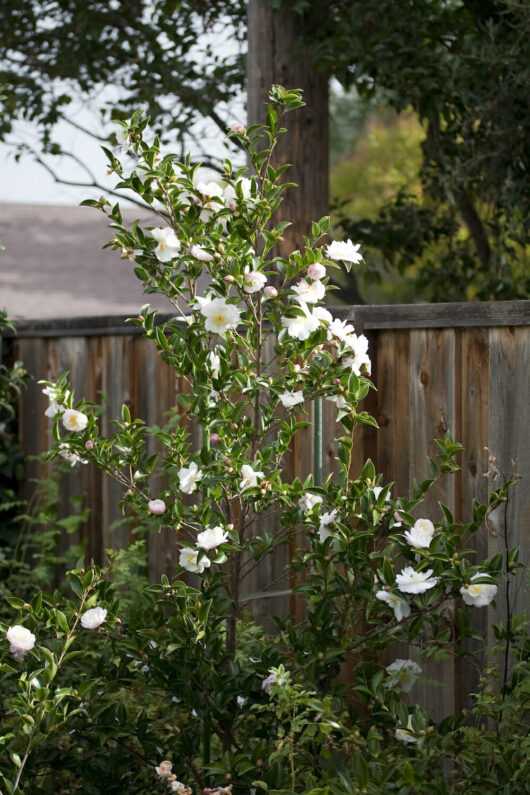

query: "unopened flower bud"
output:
224 274 235 283
229 121 246 135
210 433 220 445
218 243 225 254
264 285 278 298
231 423 238 431
334 378 341 385
148 498 166 515
307 263 326 280
85 440 94 450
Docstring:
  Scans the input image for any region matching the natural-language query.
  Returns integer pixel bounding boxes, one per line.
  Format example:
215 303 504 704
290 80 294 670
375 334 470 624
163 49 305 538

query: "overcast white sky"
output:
0 20 245 206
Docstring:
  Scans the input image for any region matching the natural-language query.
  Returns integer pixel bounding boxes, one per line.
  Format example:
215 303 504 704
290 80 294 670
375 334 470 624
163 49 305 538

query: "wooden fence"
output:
4 300 530 718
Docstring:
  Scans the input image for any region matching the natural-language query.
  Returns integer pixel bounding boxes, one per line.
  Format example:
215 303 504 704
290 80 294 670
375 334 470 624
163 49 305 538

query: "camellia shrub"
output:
0 87 527 794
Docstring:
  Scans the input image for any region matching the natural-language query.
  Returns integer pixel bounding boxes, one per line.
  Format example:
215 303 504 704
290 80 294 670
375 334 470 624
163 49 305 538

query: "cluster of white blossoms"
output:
5 625 36 661
298 493 339 542
178 526 228 573
277 244 371 382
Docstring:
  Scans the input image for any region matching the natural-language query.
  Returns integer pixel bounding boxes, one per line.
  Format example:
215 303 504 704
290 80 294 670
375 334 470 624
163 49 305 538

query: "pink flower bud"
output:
210 433 220 445
307 262 326 280
123 421 129 427
394 511 402 522
148 498 166 515
264 285 278 298
85 440 94 449
228 199 237 212
334 378 341 385
225 774 232 781
224 274 235 282
125 489 133 496
257 759 263 767
231 423 238 431
230 121 246 134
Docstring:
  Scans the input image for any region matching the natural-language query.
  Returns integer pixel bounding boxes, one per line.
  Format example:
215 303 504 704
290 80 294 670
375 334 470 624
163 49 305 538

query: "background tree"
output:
1 0 528 301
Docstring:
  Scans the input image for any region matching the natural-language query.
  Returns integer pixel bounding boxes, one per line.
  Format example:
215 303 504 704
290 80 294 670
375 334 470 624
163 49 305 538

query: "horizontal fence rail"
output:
3 300 530 719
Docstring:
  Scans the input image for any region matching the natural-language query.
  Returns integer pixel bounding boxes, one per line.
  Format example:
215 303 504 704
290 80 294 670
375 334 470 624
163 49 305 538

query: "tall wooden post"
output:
247 0 329 258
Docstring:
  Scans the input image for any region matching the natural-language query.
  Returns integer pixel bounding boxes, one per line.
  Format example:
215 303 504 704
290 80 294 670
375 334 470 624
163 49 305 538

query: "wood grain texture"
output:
9 317 529 719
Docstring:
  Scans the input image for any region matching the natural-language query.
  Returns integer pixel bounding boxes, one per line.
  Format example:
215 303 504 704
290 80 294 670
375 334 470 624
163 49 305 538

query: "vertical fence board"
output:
487 327 530 653
408 328 458 720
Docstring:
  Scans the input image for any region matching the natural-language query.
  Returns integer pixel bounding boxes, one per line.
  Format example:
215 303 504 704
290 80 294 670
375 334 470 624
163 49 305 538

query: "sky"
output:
0 19 245 207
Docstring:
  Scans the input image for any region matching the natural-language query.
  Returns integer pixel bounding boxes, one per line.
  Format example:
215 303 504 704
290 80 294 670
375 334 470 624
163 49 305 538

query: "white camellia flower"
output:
80 606 107 630
42 384 61 401
291 278 326 305
179 547 211 574
460 573 498 607
155 761 173 778
279 390 304 409
404 518 435 549
45 399 62 418
326 394 348 413
326 239 363 264
240 464 264 492
281 303 321 341
243 267 267 293
190 244 214 262
385 659 422 692
376 590 411 621
327 317 355 342
196 180 224 202
58 443 87 467
307 262 326 280
207 351 221 379
298 492 323 512
342 333 371 376
313 305 333 325
178 461 203 494
318 509 338 542
197 525 229 551
395 715 418 744
200 297 241 335
62 409 89 432
151 227 181 262
6 625 36 661
396 566 438 594
224 177 253 209
148 499 166 515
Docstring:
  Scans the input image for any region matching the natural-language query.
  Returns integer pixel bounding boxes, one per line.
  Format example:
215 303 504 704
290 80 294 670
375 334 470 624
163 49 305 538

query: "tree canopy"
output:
1 0 528 300
277 0 530 299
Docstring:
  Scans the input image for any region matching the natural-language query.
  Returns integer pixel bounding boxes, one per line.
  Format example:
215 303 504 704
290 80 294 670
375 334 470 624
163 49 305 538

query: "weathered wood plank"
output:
408 328 459 720
9 301 529 338
487 327 530 650
458 328 491 710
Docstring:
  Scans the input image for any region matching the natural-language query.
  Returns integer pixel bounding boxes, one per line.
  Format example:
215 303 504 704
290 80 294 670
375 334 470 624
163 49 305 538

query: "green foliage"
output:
0 90 526 794
280 0 530 300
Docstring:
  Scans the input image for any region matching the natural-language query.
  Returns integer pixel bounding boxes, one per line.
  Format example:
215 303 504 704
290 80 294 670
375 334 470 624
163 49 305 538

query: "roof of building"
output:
0 202 180 320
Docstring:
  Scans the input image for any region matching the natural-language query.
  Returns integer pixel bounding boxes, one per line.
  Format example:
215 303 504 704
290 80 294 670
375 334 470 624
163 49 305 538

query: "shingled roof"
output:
0 203 181 320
